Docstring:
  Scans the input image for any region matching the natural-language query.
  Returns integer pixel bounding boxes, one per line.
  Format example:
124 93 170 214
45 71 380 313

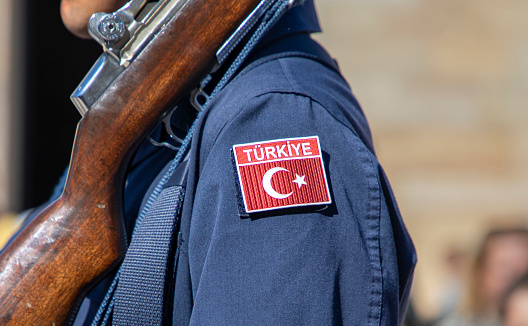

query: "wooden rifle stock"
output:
0 0 261 324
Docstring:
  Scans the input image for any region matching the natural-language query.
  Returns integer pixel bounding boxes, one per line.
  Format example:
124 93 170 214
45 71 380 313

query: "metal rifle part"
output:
71 0 281 117
71 53 125 116
71 0 187 116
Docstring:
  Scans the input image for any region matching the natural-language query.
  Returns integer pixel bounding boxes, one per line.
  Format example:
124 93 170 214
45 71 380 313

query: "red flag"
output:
233 136 331 213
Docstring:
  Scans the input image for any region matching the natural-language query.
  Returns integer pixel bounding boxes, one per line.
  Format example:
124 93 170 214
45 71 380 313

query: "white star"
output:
292 174 307 189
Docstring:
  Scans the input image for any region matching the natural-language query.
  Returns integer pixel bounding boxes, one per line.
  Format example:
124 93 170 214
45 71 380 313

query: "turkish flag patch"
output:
232 136 332 214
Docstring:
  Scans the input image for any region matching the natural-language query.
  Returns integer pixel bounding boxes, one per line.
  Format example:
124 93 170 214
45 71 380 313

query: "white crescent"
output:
262 167 293 199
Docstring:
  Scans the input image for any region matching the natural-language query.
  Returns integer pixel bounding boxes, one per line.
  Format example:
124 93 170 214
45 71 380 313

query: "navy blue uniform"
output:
8 1 416 324
166 35 416 325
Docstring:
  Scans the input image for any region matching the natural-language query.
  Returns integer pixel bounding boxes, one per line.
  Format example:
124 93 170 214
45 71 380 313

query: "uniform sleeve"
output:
181 90 415 325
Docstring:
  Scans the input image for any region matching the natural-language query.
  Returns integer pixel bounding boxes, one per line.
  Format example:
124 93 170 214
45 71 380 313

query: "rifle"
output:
0 0 278 324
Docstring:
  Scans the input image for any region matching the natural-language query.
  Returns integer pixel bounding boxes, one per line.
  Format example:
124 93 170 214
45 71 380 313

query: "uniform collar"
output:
260 0 321 46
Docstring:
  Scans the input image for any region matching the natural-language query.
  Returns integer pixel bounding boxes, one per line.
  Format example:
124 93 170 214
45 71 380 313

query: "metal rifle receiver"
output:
72 0 288 116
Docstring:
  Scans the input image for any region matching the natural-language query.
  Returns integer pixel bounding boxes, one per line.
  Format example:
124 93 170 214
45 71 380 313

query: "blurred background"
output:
313 0 528 324
1 0 528 324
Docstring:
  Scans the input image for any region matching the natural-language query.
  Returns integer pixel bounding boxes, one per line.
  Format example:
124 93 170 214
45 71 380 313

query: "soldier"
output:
11 0 417 324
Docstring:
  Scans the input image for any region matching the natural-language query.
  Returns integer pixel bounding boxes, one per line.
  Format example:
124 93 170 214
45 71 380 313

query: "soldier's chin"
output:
60 1 91 39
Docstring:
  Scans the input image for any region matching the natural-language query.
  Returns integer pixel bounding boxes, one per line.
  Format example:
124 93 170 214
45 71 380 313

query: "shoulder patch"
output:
232 136 332 214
